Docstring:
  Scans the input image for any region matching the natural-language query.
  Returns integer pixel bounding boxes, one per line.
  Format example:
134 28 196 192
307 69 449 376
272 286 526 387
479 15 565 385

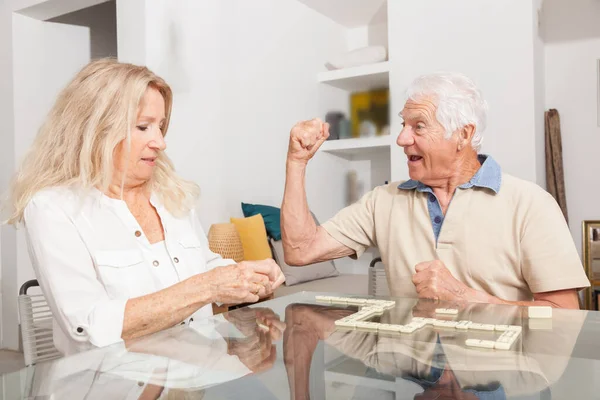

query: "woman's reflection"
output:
25 306 286 399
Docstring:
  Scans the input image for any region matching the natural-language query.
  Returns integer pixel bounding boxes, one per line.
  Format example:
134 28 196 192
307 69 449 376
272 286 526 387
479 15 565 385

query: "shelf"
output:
295 0 387 28
318 61 389 92
319 136 391 160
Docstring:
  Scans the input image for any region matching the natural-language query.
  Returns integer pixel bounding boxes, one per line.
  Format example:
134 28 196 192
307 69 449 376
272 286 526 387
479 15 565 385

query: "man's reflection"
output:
284 299 585 400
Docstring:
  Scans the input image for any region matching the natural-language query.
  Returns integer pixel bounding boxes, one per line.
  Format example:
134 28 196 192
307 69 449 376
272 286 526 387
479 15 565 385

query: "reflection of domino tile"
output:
495 330 521 350
494 325 510 331
351 312 369 321
412 317 425 323
353 322 374 331
371 307 385 314
466 339 495 349
434 320 459 329
435 308 459 315
315 296 332 303
378 324 404 333
409 320 427 329
423 318 437 325
382 301 396 309
456 321 472 330
345 298 362 305
494 341 512 350
399 325 417 333
366 299 382 305
470 323 495 331
529 318 552 330
507 325 522 332
334 320 355 328
361 322 380 332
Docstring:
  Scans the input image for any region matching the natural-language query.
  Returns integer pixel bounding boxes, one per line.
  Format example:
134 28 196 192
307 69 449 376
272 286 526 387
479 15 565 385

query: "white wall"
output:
11 0 108 20
0 0 17 350
49 0 116 59
545 36 600 256
388 0 544 186
136 1 370 274
0 11 90 351
534 0 547 189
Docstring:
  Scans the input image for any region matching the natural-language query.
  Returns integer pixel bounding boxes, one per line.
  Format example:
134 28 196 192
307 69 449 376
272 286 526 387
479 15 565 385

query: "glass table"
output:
1 291 599 399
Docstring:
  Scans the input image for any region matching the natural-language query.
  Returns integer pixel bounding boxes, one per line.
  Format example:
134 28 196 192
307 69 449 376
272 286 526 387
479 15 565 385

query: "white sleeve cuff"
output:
80 298 128 348
206 258 236 271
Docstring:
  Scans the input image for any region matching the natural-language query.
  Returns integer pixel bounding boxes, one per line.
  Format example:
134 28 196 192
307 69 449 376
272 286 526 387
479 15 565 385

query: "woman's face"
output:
113 87 166 187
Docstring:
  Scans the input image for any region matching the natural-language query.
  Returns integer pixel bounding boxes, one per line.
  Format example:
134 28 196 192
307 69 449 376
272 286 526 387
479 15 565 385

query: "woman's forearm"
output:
122 274 214 341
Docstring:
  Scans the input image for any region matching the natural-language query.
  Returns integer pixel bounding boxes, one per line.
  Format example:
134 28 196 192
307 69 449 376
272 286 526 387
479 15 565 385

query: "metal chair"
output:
18 279 62 366
369 257 390 297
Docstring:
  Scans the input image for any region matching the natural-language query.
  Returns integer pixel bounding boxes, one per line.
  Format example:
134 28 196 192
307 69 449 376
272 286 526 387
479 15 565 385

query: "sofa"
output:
274 273 369 298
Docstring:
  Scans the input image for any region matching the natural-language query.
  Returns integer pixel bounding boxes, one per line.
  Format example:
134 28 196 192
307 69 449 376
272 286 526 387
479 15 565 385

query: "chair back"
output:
18 279 62 366
369 257 390 297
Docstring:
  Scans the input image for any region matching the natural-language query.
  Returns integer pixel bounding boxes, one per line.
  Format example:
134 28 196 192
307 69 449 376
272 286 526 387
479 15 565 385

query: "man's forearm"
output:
281 161 317 261
467 287 581 309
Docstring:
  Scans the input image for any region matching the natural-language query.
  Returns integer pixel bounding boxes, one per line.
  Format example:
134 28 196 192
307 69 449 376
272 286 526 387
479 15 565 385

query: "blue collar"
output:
398 155 502 194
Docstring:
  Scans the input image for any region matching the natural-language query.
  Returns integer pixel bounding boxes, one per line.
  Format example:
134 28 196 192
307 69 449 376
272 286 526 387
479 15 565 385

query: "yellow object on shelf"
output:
350 88 389 138
207 223 244 263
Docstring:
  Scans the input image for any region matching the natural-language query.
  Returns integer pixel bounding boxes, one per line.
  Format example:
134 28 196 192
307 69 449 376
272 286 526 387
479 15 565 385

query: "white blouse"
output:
23 186 234 356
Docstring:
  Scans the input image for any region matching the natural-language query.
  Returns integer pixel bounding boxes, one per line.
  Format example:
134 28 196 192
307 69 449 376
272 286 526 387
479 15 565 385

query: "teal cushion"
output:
241 203 281 240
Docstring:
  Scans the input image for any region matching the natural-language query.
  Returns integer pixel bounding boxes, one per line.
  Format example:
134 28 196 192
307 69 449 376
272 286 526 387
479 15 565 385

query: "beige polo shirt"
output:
322 172 590 301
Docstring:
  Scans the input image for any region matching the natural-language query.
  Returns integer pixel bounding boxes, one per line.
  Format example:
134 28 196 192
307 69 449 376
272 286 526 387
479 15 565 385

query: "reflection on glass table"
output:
1 292 599 400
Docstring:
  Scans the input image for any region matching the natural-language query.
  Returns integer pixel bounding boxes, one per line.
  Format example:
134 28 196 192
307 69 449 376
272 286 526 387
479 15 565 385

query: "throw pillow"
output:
241 202 282 240
269 238 339 286
230 214 272 261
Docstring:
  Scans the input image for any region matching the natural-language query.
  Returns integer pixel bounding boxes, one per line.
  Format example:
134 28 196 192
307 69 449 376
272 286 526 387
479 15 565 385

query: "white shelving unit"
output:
319 135 391 160
318 61 390 92
301 0 392 276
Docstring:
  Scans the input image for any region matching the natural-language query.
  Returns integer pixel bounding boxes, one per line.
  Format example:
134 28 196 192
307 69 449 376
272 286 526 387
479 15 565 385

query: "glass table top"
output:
1 291 599 399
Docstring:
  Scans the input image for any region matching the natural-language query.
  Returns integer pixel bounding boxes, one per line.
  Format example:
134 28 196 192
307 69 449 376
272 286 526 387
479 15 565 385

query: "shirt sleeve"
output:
520 188 591 293
24 195 128 351
190 208 236 271
321 187 379 259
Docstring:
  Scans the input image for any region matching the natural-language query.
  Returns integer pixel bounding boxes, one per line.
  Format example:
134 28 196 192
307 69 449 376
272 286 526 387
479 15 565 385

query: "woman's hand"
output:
205 260 285 305
224 307 287 340
227 327 277 373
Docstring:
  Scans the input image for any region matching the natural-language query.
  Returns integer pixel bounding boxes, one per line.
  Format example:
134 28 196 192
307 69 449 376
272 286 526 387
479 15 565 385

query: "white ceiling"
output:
295 0 387 28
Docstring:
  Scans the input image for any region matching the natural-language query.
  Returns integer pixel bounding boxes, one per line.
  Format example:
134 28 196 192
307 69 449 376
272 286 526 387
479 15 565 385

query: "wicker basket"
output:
208 223 244 263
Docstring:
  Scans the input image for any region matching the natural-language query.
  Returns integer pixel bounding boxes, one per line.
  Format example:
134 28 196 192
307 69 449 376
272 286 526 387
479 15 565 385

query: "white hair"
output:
405 72 488 151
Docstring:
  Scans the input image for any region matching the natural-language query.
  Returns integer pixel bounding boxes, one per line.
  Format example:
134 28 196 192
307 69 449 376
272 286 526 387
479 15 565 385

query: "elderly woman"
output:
281 72 589 309
7 58 284 355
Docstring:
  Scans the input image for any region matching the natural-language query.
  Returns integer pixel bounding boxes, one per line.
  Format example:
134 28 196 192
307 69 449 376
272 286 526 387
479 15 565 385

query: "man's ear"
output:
457 124 475 151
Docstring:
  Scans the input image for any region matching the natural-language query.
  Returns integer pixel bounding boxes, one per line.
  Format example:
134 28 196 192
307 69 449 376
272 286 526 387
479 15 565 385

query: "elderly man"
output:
281 72 589 309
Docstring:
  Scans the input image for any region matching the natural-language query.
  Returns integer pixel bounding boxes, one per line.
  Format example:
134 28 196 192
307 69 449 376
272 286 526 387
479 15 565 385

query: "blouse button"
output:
134 230 142 237
173 257 179 263
153 260 159 267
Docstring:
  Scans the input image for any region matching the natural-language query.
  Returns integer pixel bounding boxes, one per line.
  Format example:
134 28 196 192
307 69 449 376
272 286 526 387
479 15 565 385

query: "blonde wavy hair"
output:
6 58 199 225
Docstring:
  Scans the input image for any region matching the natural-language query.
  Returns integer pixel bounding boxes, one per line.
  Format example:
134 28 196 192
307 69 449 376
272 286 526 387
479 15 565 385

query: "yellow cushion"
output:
230 214 272 261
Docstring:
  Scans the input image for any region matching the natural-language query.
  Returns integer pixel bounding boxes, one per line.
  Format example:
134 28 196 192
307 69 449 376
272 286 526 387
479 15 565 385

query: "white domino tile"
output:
528 306 552 319
322 296 525 351
466 339 495 349
456 321 472 330
470 323 495 331
435 308 459 315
